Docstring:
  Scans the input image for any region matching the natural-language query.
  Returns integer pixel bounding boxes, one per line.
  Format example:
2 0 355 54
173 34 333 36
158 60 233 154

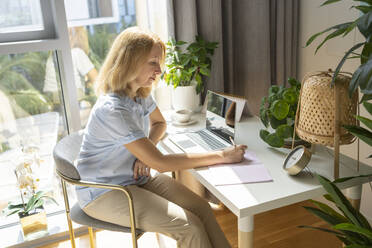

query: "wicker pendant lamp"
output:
294 71 358 179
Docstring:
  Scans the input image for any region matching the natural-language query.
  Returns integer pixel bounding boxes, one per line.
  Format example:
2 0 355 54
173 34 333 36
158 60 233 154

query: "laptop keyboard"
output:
186 130 227 150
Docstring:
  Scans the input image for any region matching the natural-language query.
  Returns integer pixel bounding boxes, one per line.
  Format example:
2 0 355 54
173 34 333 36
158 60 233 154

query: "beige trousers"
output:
83 173 231 248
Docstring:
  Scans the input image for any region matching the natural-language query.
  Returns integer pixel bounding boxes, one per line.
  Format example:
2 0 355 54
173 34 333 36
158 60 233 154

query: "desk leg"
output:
345 185 362 210
238 215 254 248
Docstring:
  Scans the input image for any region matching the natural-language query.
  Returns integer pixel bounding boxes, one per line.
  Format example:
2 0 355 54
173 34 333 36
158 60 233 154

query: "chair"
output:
53 131 144 248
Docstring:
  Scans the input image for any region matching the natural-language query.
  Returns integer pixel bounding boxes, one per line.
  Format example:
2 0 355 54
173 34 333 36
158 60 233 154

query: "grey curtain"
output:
171 0 299 200
173 0 299 114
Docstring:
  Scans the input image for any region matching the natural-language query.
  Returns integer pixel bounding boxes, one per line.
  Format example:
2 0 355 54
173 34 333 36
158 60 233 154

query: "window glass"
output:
65 0 136 127
0 51 69 227
0 0 43 33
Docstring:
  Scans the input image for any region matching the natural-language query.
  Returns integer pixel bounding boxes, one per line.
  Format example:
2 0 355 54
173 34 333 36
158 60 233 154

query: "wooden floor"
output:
41 200 341 248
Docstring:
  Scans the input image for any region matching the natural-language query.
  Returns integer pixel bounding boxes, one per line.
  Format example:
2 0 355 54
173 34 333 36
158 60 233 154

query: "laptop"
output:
168 91 236 153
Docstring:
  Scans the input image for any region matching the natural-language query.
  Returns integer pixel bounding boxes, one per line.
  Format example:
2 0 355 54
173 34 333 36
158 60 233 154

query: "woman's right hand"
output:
221 145 247 164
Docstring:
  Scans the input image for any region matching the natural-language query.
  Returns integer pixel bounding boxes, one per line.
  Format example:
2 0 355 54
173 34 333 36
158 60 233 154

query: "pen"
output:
229 136 236 149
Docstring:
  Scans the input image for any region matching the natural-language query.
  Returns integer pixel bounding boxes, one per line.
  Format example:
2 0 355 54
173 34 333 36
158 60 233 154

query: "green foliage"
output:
306 0 372 157
88 25 118 70
306 0 372 96
3 191 57 217
161 36 218 94
299 174 372 247
10 89 51 115
259 77 301 147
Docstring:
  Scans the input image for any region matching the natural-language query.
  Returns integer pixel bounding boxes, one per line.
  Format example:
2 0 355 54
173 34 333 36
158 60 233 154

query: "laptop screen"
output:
206 91 236 143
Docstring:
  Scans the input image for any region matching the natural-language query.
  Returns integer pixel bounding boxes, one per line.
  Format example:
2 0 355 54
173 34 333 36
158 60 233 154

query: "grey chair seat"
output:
70 203 144 236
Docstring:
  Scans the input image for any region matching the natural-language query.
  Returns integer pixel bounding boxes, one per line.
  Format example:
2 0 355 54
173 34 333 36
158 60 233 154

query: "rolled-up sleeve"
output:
98 108 145 145
144 95 157 116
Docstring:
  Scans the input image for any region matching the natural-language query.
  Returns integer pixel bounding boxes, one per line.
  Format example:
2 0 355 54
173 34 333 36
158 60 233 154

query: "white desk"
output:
159 113 372 248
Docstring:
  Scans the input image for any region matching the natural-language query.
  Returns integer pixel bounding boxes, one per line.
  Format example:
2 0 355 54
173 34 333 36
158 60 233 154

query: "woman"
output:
76 27 246 248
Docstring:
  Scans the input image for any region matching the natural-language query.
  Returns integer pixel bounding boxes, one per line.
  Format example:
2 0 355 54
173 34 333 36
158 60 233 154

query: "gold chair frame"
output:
57 171 143 248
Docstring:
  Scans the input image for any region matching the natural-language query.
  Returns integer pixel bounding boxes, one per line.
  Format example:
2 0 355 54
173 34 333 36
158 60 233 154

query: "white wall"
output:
298 0 372 222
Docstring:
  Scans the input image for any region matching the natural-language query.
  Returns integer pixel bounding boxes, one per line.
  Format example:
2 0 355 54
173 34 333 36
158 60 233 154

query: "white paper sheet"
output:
208 151 273 186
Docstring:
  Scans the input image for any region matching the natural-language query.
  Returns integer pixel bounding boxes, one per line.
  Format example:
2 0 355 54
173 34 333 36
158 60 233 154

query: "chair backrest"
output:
53 131 83 180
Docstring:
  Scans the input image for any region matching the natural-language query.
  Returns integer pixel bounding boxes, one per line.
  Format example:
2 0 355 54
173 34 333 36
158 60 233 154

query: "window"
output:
0 0 56 43
0 51 69 226
65 0 136 126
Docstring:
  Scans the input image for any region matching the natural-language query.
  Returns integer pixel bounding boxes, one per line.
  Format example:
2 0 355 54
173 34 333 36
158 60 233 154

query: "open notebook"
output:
208 151 273 186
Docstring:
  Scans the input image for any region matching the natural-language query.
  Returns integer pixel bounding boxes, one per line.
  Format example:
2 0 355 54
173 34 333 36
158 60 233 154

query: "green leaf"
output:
343 17 360 37
270 100 290 120
343 125 372 147
276 124 292 139
334 223 372 239
25 191 45 213
360 94 372 102
305 22 351 47
269 85 280 94
350 5 372 14
357 11 372 39
304 206 346 225
333 174 372 183
6 203 25 210
266 133 284 147
321 0 343 6
269 115 287 129
298 225 344 236
259 129 270 142
317 175 368 228
356 115 372 130
199 67 210 76
353 0 372 5
260 109 269 128
349 65 363 97
283 89 297 104
344 244 372 248
331 42 365 86
315 24 351 53
324 194 336 203
363 101 372 115
309 199 349 223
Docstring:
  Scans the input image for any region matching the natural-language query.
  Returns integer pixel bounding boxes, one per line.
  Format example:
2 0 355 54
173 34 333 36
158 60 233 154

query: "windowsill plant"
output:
2 145 57 240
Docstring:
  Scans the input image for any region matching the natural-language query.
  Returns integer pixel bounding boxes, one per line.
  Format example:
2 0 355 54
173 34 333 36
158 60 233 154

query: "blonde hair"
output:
68 26 90 54
95 27 165 98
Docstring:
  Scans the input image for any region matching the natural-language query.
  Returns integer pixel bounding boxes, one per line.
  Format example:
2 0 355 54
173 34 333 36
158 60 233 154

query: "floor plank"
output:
40 200 342 248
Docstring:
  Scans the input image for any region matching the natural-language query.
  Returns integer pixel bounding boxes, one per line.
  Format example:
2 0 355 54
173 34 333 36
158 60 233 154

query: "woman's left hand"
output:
133 159 151 179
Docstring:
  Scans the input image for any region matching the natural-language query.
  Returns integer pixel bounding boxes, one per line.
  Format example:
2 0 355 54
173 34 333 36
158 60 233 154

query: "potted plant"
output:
161 36 218 111
259 77 306 148
299 174 372 247
298 1 372 245
3 146 57 240
305 0 372 145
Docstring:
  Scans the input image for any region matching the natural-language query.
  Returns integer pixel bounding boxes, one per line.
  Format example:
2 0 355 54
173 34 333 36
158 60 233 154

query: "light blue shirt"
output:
75 93 156 208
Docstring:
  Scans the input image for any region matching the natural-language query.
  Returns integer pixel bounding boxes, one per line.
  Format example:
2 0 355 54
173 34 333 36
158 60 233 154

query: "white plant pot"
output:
171 85 200 112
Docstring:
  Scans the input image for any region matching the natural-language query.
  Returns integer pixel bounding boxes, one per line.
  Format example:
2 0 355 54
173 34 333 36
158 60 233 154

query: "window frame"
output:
0 0 57 43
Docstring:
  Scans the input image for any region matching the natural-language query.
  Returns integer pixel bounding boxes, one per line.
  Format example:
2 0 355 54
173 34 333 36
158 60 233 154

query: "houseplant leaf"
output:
315 24 351 53
321 0 343 6
357 11 372 39
331 42 365 85
334 223 372 239
317 175 366 228
276 124 292 139
363 101 372 115
266 133 284 147
270 100 289 120
305 22 351 47
303 206 346 225
259 129 270 142
343 125 372 146
356 116 372 130
309 199 349 223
